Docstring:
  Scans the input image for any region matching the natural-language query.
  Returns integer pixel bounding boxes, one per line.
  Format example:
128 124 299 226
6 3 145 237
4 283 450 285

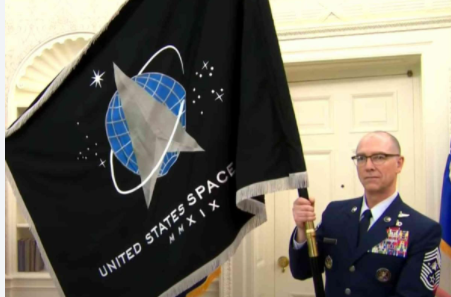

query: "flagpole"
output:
298 188 326 297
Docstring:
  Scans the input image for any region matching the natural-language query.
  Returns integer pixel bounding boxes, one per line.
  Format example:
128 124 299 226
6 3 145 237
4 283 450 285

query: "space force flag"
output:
5 0 308 296
440 141 451 259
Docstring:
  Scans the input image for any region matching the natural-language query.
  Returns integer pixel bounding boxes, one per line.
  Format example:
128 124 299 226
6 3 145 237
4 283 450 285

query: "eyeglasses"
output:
351 153 400 166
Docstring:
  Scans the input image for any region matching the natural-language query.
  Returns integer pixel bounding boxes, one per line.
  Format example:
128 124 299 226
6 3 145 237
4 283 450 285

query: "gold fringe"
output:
186 267 221 297
441 240 451 259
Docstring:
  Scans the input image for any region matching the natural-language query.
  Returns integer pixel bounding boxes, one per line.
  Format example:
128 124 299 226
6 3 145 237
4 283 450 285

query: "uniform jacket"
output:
289 195 442 297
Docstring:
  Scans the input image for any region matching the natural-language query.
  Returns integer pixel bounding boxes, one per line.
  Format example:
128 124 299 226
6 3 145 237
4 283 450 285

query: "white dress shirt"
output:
292 191 399 250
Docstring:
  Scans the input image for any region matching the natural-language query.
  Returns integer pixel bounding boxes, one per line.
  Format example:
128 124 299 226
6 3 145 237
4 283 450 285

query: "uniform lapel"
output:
349 195 403 264
343 198 364 250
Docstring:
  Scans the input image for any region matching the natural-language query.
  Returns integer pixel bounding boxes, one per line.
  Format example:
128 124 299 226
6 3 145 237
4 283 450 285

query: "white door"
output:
254 75 417 297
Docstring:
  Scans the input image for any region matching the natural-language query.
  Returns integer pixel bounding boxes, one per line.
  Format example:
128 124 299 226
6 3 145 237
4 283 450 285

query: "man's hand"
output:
292 197 316 243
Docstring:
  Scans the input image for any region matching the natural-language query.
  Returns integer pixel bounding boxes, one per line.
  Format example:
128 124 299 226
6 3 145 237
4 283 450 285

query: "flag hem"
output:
5 161 66 297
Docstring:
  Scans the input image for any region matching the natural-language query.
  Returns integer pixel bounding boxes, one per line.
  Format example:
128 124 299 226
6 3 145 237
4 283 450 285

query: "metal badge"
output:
398 211 410 218
325 255 333 269
383 216 391 223
376 268 391 282
351 207 358 213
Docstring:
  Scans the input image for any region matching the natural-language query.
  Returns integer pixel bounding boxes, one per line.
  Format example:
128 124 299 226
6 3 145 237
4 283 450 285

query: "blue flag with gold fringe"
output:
440 141 451 259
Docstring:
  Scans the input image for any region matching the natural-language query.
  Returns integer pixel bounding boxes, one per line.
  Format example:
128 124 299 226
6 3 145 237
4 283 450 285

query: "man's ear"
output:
396 156 405 173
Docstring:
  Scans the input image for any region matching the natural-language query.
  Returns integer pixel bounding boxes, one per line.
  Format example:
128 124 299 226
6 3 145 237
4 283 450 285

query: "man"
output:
290 131 442 296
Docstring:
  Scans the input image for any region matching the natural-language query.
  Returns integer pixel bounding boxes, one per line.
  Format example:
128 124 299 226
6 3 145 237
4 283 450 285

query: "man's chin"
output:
363 184 381 193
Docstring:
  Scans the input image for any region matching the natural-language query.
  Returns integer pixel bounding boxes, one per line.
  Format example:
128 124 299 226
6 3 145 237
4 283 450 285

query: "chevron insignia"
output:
420 247 441 291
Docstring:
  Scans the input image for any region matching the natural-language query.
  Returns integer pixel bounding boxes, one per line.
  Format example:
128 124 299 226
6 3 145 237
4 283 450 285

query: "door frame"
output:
221 26 451 297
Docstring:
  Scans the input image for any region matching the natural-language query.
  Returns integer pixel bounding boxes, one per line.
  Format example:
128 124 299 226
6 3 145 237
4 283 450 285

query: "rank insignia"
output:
325 255 333 269
420 247 441 291
376 268 391 282
370 227 409 258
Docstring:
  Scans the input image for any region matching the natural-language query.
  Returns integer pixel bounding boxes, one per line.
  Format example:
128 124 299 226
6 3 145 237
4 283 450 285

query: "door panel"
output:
256 75 416 297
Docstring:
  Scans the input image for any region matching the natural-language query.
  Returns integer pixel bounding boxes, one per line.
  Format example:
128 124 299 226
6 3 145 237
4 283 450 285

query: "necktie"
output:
358 209 372 246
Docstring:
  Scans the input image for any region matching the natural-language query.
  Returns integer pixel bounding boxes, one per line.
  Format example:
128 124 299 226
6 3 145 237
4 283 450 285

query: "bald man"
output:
289 132 442 297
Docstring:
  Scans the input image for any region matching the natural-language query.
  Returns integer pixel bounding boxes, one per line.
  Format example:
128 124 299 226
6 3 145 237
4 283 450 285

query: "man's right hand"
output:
292 197 316 243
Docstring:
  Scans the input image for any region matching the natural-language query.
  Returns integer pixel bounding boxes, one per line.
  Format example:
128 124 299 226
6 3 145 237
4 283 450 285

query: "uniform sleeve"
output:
289 227 314 280
292 228 307 250
390 222 442 297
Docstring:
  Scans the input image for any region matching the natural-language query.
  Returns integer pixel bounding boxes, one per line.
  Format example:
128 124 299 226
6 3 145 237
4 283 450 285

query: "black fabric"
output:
5 1 307 297
358 209 372 246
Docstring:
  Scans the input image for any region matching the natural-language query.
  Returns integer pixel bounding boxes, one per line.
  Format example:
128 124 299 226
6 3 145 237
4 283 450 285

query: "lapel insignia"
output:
420 247 441 291
376 268 391 282
325 255 333 269
383 216 391 223
398 211 410 218
396 220 403 227
351 207 358 213
370 227 409 258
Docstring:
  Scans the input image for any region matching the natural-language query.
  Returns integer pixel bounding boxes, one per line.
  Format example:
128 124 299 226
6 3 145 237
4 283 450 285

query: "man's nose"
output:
364 158 375 170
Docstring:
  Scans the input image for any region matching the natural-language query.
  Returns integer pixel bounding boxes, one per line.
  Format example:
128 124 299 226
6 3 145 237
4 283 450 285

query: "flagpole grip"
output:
298 189 325 297
305 222 319 257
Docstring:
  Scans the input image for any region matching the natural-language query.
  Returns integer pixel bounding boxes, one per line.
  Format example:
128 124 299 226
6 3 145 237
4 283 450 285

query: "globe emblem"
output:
105 72 186 177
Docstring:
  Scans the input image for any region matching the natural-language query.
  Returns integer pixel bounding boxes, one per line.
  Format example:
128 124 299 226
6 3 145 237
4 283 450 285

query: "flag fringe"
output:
5 0 132 138
441 240 451 259
236 171 309 212
186 267 221 297
5 162 66 297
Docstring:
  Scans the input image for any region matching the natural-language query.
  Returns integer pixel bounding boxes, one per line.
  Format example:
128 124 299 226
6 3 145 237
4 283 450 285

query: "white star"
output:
99 159 106 168
202 61 209 70
90 70 105 88
209 73 213 76
214 92 224 102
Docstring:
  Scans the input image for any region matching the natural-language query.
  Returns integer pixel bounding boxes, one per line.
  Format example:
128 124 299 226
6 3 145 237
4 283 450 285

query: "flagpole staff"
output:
298 188 326 297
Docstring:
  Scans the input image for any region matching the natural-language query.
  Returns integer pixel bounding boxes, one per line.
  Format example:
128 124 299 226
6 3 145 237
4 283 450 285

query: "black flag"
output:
5 0 308 296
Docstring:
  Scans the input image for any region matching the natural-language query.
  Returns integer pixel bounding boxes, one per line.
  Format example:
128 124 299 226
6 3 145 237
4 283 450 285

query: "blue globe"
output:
105 72 186 177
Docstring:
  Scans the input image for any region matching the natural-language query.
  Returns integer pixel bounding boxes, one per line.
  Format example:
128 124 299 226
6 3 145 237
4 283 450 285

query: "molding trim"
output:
219 260 232 297
7 32 93 126
277 15 451 40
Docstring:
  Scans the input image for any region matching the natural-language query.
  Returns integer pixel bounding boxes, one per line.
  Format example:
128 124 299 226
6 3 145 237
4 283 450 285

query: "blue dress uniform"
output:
289 195 442 297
